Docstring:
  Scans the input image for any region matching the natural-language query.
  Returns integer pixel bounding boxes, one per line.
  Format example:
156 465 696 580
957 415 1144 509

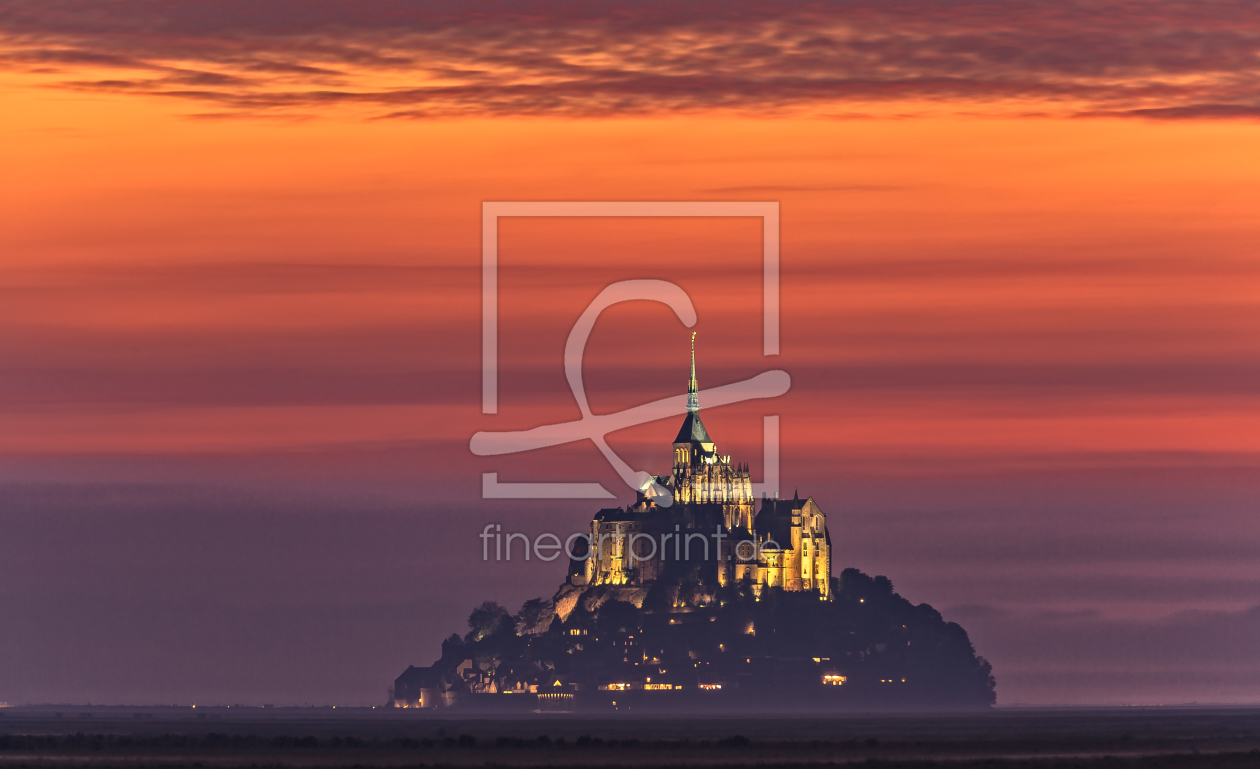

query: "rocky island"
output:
393 339 996 711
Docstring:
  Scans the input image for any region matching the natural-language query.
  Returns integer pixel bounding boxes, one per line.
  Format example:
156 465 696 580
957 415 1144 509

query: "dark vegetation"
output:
433 568 994 709
4 707 1260 768
1 722 1259 768
0 756 1257 769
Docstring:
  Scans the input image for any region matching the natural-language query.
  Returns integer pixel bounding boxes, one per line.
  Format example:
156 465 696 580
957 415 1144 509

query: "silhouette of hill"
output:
399 568 995 711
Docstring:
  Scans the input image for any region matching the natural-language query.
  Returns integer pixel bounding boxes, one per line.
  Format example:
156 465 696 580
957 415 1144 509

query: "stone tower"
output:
667 334 755 529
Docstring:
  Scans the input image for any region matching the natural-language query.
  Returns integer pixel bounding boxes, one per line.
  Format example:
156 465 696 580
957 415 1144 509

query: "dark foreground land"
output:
1 706 1258 769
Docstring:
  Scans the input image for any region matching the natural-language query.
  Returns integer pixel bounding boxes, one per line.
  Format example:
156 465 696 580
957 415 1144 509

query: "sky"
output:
1 0 1259 707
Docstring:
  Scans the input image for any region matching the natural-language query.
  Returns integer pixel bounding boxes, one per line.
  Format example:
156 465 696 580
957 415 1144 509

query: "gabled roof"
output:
395 665 451 691
756 497 801 516
673 411 712 445
753 505 794 547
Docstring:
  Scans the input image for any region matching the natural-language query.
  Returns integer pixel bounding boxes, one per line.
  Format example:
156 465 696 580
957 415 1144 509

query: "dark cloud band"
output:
2 0 1259 119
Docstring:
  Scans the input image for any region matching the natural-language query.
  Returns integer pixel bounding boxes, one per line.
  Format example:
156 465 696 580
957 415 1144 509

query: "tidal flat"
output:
1 707 1258 768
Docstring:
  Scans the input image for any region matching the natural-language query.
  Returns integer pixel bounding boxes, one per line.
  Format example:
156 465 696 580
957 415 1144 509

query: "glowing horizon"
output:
1 0 1258 708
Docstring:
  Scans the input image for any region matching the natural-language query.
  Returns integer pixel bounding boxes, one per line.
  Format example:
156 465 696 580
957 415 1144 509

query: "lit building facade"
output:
569 336 832 601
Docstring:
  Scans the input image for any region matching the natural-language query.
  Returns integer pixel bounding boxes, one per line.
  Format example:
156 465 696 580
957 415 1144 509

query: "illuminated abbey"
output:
391 337 999 710
561 335 832 612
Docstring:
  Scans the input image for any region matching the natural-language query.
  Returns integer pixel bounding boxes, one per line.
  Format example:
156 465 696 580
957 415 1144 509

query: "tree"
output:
515 597 553 635
467 600 510 642
595 600 641 635
641 582 672 614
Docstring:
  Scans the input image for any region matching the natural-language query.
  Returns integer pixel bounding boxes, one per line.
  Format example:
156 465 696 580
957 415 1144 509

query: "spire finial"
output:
687 332 699 413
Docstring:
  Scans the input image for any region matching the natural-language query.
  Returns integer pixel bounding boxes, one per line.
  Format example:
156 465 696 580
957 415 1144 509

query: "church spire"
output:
687 332 699 413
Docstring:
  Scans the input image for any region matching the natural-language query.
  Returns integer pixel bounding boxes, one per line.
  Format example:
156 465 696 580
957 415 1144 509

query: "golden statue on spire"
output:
687 331 699 413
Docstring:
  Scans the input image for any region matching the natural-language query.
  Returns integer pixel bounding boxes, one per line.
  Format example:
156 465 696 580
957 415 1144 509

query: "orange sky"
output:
4 91 1258 463
2 1 1260 707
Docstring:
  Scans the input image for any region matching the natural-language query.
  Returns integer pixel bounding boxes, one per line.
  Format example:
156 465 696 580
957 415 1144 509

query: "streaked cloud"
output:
2 0 1259 119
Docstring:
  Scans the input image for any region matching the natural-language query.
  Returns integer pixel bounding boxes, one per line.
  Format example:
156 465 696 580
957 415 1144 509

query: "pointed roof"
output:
675 332 712 445
674 411 712 445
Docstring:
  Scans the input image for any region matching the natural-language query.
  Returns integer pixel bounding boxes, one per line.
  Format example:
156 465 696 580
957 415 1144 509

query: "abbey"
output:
392 337 998 710
567 335 832 601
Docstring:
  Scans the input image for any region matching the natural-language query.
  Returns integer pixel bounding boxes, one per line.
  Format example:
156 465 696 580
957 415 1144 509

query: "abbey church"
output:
562 336 832 610
392 337 998 710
